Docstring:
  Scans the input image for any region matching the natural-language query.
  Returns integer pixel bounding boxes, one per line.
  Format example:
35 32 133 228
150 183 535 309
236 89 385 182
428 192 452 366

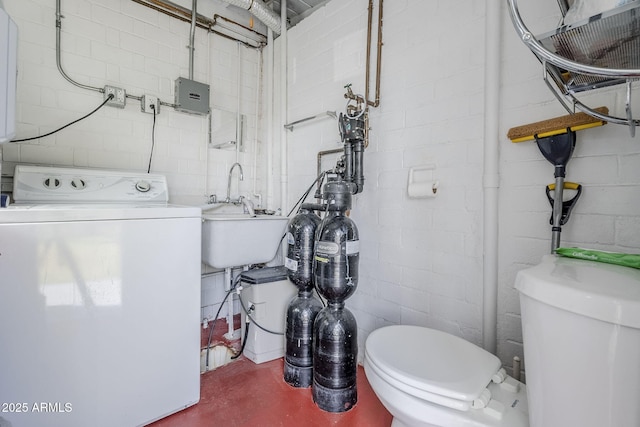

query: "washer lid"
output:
365 325 501 403
516 254 640 328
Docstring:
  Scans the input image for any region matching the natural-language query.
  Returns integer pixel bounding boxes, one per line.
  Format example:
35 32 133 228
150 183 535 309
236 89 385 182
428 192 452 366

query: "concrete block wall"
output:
285 0 488 362
1 0 264 207
498 1 640 371
1 0 266 324
286 0 640 370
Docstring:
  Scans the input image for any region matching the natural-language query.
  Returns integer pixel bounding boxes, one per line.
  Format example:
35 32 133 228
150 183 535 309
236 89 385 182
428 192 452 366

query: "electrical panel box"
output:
174 77 210 116
0 7 18 144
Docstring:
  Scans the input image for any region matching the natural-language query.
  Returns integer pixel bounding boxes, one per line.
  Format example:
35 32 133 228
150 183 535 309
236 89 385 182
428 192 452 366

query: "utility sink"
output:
201 213 289 269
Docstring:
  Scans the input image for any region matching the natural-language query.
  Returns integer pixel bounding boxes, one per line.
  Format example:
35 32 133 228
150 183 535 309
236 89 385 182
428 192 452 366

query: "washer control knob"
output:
43 177 61 189
71 178 86 190
135 180 151 193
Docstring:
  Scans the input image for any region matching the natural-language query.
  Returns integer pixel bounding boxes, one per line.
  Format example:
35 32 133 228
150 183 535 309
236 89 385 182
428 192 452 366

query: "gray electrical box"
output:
174 77 210 115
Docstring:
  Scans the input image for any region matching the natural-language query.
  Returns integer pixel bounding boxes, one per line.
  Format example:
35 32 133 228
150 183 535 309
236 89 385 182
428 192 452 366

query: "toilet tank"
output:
515 254 640 427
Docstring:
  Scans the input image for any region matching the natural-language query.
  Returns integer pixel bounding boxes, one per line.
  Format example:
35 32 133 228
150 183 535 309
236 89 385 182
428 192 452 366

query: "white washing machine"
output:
0 165 201 427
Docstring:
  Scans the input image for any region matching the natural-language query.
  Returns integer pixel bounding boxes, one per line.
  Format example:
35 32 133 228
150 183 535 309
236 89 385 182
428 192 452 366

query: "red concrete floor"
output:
148 357 392 427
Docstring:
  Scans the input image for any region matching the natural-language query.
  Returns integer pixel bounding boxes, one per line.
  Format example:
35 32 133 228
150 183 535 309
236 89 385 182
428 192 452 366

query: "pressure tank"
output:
312 303 358 412
285 208 321 290
313 211 359 302
312 180 360 412
284 208 323 388
284 290 323 387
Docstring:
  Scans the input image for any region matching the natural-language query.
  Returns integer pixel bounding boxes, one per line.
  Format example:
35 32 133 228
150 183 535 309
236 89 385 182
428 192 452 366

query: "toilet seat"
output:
365 325 502 411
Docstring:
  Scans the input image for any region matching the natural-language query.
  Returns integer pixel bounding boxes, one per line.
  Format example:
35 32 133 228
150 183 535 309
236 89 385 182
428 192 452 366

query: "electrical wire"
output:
147 104 157 173
238 291 284 335
11 94 114 143
230 322 249 360
286 170 327 217
204 274 242 371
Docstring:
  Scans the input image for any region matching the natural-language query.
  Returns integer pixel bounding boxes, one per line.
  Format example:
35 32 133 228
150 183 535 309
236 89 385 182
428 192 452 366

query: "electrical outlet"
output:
141 95 159 114
104 85 126 108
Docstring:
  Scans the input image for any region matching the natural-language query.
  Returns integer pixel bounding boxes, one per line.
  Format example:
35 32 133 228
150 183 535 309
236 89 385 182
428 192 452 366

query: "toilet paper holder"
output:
407 164 438 199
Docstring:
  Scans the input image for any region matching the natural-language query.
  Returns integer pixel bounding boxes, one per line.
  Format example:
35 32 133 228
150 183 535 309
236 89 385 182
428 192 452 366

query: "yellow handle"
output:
547 181 580 191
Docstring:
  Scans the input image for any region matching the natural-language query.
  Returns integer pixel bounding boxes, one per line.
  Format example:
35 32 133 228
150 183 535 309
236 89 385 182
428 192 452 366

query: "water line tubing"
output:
482 0 501 355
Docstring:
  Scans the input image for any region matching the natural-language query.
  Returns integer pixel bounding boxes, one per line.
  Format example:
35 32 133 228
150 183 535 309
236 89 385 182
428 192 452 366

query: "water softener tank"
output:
312 181 360 412
284 208 323 387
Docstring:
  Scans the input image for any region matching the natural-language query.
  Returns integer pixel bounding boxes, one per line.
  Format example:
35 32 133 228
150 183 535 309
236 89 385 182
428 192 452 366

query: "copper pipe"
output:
213 14 266 41
365 0 383 108
131 0 212 28
131 0 265 48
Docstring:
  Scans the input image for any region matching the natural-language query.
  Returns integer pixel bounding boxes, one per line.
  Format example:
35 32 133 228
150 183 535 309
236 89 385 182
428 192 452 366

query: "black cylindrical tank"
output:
314 211 359 302
284 208 323 388
284 290 323 387
311 180 360 412
286 208 321 291
312 303 358 412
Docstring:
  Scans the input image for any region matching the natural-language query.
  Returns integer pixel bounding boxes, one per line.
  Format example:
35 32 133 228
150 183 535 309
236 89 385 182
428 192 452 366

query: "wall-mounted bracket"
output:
284 111 337 131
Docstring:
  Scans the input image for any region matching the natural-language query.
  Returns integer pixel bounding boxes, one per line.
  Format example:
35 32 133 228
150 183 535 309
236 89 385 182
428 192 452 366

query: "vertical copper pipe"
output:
365 0 383 108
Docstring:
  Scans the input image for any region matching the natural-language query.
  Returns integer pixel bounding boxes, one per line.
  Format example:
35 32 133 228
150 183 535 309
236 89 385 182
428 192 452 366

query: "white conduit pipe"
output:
266 28 274 210
188 0 197 79
482 0 501 354
280 0 288 214
220 0 281 34
253 47 263 206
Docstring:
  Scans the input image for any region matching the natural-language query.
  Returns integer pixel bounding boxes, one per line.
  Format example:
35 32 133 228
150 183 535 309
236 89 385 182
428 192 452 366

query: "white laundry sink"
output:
201 213 289 269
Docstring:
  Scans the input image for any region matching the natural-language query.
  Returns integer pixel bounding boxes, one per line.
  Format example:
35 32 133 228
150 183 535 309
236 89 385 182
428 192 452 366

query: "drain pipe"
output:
482 0 501 354
280 0 288 213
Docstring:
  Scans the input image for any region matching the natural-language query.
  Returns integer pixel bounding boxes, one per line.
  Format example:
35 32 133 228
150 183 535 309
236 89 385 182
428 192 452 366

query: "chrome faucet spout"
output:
226 162 244 203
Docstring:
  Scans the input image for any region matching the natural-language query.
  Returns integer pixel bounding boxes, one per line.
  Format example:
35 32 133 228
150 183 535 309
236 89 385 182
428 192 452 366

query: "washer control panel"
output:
12 165 169 203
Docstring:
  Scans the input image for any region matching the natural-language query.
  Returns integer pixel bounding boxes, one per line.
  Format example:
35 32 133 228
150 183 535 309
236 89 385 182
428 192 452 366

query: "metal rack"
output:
507 0 640 136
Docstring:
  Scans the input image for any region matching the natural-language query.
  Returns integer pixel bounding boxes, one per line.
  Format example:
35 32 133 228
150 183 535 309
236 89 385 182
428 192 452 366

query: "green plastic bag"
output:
555 247 640 269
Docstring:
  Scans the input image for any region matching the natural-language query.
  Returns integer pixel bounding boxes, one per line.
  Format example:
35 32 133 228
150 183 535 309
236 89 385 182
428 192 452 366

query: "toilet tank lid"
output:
515 255 640 328
365 325 501 403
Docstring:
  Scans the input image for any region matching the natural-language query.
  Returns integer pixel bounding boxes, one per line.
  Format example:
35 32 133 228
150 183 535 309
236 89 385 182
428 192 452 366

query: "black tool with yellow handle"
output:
546 182 582 226
507 109 606 252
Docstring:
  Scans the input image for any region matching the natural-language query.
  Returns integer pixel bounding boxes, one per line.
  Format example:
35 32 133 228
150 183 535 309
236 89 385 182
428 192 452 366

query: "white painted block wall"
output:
285 0 487 362
0 0 267 324
285 0 640 370
1 0 264 207
498 0 640 371
3 0 639 373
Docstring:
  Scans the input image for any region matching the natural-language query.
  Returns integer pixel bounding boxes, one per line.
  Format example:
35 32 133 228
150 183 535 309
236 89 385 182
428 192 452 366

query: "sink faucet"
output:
226 162 244 203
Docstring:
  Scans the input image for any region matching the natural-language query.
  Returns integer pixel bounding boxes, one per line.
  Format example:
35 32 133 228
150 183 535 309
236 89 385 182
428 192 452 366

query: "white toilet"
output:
365 254 640 427
364 325 529 427
516 254 640 427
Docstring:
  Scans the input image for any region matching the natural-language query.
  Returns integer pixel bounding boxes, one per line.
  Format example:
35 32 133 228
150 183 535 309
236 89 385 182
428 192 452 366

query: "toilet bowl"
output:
364 325 529 427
